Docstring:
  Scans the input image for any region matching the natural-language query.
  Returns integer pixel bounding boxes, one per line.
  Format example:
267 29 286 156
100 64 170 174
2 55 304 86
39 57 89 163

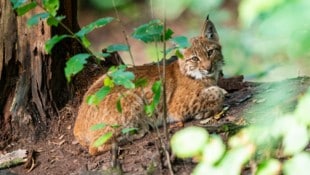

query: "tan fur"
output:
74 18 226 155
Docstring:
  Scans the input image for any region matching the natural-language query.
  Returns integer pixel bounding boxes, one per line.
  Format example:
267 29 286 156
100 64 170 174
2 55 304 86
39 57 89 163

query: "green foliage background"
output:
80 0 310 81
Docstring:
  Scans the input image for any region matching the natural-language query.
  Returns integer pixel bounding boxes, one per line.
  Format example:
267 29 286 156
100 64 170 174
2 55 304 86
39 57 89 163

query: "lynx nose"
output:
201 62 212 73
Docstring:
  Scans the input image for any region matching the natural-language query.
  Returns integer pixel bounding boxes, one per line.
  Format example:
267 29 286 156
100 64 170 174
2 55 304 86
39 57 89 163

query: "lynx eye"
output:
191 56 200 62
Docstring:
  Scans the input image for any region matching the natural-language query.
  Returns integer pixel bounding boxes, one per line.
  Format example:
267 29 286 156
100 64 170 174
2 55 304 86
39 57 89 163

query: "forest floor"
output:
2 76 310 175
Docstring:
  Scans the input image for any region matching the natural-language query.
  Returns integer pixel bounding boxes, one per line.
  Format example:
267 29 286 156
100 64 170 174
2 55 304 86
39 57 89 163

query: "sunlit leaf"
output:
294 88 310 125
171 126 209 158
16 1 37 16
47 15 65 26
86 86 111 105
172 36 190 48
43 0 59 16
110 124 121 128
257 159 281 175
121 127 138 134
152 80 162 106
132 19 164 43
27 12 49 27
75 17 114 38
202 135 225 164
106 44 129 53
104 76 114 88
90 123 107 131
45 34 70 54
64 53 91 82
283 152 310 175
93 132 113 147
144 104 155 117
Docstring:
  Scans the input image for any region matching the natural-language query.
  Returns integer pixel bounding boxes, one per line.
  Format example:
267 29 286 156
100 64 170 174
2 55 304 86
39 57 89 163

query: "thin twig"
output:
112 0 135 67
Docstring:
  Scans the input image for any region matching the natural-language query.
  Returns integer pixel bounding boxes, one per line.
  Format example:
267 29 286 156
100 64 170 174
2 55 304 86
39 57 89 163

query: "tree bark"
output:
0 1 81 148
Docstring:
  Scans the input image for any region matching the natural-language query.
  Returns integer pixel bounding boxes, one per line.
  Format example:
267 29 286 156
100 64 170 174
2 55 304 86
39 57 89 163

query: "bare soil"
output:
1 76 310 175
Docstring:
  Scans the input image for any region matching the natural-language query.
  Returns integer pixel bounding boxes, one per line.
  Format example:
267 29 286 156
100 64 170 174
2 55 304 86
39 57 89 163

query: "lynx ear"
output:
202 15 219 42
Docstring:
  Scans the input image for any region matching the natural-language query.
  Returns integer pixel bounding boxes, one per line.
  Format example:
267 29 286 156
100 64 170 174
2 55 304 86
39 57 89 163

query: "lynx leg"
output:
194 86 226 119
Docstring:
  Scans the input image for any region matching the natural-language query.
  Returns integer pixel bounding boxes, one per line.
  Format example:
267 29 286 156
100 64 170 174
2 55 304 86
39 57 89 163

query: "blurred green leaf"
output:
283 152 310 175
43 0 59 16
294 88 310 125
175 49 184 59
202 135 225 164
106 44 129 53
172 36 190 48
90 123 107 131
15 1 37 16
110 124 121 128
171 126 209 158
162 28 174 41
75 17 114 38
132 19 164 43
27 12 49 27
257 159 281 175
10 0 27 9
281 117 309 155
93 132 113 147
220 145 254 175
152 80 162 106
64 53 91 82
45 35 70 54
121 127 138 135
47 15 65 26
87 86 111 105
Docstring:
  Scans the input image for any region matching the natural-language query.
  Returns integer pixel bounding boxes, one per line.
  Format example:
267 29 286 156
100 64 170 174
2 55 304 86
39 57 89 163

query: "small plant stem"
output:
112 0 135 67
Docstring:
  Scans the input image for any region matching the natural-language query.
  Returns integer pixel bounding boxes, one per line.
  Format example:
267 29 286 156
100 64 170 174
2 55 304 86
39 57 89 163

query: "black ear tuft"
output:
202 15 219 42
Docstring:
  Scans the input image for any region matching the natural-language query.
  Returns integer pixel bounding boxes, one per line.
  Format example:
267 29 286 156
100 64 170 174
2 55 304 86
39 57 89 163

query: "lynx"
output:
74 16 226 155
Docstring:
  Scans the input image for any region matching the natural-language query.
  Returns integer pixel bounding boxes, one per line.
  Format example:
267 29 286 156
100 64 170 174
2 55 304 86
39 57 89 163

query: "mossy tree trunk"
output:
0 1 81 148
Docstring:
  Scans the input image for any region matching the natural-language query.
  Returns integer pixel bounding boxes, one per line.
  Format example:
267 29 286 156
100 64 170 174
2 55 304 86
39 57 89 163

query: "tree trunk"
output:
0 1 81 148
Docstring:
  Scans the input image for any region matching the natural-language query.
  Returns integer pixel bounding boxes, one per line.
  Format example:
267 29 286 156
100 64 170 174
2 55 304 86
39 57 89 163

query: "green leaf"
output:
10 0 27 9
106 44 129 53
86 86 111 105
132 19 164 43
144 104 155 117
16 1 37 16
110 124 121 128
116 97 122 113
75 17 114 38
104 76 114 88
162 28 174 41
93 132 113 147
152 80 162 106
202 135 225 164
109 65 135 89
45 35 70 54
175 49 184 59
284 152 310 175
43 0 59 16
80 36 91 48
64 53 91 82
294 89 310 125
134 78 148 88
90 123 107 131
172 36 190 48
27 12 49 27
121 127 138 135
47 16 65 26
171 126 209 158
257 159 281 175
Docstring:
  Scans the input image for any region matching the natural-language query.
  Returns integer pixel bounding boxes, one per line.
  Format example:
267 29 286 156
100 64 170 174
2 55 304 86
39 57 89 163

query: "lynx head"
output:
179 15 224 81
